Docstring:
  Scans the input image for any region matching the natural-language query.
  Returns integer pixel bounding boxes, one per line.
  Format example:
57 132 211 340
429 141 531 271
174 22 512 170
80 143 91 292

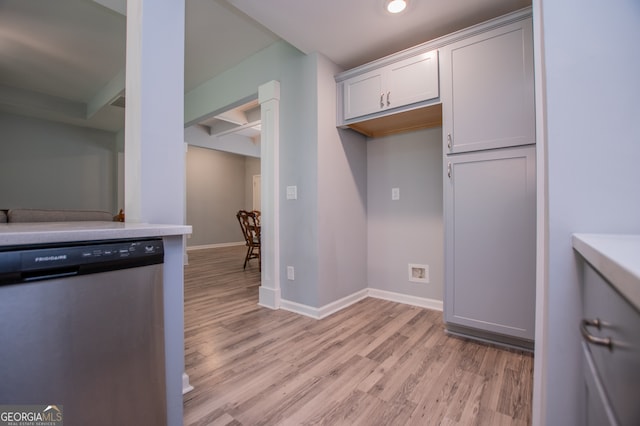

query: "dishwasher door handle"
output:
23 268 79 282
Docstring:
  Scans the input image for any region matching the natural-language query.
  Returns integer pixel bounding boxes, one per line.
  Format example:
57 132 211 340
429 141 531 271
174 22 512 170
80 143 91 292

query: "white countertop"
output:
0 222 192 246
573 233 640 311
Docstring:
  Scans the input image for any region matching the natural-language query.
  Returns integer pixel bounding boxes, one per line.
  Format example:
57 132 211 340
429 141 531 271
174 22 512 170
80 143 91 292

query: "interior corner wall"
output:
367 127 444 301
0 112 117 213
278 52 320 307
316 53 368 307
185 145 247 247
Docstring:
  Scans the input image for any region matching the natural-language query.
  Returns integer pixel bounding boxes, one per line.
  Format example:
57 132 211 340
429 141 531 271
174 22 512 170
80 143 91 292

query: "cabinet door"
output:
386 50 439 110
582 262 640 425
343 68 385 120
441 19 535 153
583 342 619 426
444 145 536 340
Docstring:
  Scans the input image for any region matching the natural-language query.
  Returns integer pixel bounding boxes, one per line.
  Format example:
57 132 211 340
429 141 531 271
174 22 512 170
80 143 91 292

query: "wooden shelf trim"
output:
347 103 442 138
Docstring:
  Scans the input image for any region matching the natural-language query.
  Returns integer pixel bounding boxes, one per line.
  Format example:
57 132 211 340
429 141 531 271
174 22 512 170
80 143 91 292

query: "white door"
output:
252 174 261 211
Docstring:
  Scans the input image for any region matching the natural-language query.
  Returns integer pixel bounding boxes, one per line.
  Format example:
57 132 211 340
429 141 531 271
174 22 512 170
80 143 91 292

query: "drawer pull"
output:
581 318 613 350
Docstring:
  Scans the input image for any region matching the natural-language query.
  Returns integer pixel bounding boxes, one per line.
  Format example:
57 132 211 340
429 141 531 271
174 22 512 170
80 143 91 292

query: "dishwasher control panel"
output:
0 238 164 285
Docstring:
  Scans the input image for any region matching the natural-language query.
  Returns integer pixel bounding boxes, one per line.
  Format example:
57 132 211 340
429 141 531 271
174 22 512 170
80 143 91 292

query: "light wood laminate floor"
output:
183 246 533 425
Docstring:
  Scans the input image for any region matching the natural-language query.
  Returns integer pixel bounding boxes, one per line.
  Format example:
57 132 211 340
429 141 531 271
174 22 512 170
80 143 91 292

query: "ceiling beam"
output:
91 0 126 16
212 119 261 138
87 68 125 119
214 108 249 125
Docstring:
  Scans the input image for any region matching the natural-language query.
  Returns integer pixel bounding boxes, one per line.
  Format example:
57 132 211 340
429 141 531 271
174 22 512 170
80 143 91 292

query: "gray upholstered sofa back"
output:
5 209 113 223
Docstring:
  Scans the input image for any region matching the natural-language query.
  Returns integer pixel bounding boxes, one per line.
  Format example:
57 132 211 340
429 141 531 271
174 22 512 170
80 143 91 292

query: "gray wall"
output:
185 145 251 247
367 127 443 301
317 53 368 307
537 1 640 424
278 52 321 306
0 112 117 212
244 156 261 210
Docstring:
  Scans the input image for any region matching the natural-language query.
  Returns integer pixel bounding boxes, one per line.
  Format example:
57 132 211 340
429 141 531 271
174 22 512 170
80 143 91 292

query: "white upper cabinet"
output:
342 50 439 121
342 68 385 120
441 18 535 153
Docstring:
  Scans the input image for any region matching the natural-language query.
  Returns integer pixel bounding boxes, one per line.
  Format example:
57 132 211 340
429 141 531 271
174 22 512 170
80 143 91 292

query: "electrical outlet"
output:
287 266 295 280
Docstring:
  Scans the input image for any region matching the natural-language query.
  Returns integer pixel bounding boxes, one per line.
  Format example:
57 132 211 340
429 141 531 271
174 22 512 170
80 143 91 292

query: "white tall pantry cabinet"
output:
442 16 536 348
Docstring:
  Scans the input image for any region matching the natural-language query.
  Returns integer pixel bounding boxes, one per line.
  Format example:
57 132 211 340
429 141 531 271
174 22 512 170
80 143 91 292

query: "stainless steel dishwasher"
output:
0 238 167 425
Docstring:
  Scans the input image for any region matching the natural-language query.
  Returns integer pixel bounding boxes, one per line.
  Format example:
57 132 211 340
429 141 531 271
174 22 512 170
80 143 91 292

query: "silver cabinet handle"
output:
387 91 391 106
447 162 451 178
447 133 452 150
581 318 613 350
380 93 384 108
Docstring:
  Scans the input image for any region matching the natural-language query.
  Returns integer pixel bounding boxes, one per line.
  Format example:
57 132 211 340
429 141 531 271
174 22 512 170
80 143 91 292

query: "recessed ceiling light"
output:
386 0 407 14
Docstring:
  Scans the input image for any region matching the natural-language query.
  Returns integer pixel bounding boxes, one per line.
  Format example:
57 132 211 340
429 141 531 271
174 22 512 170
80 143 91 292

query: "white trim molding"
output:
368 288 444 311
280 289 369 319
258 286 282 310
186 241 245 251
257 80 281 309
182 372 193 395
279 289 442 320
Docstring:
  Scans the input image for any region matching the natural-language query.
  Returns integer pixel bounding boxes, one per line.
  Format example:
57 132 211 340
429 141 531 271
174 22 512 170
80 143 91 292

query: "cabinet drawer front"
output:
582 263 640 425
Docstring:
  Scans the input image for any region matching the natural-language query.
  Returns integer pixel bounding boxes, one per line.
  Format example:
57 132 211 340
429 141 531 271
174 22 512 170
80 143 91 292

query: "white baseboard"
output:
258 285 281 309
367 288 443 311
186 241 245 251
280 289 369 320
279 298 321 319
318 289 369 318
182 372 193 395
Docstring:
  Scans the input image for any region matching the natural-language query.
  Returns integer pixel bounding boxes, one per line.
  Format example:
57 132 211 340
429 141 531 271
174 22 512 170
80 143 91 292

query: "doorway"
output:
183 81 280 308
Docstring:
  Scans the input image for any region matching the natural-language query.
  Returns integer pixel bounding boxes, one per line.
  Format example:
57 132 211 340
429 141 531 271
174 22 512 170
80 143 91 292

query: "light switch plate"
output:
392 187 400 201
286 185 297 200
287 266 295 280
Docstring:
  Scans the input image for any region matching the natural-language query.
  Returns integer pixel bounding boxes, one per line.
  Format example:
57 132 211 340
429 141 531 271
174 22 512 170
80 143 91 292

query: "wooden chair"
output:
236 210 261 271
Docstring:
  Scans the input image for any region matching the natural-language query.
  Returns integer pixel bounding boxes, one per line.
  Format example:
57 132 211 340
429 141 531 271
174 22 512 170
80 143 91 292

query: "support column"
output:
258 81 281 308
125 1 187 424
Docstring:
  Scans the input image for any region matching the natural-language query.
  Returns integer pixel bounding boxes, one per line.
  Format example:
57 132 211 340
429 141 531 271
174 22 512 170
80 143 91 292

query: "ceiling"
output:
0 0 530 134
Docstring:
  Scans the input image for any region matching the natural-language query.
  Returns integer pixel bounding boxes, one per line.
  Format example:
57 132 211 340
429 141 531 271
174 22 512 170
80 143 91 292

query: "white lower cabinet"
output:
444 145 536 346
580 259 640 425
